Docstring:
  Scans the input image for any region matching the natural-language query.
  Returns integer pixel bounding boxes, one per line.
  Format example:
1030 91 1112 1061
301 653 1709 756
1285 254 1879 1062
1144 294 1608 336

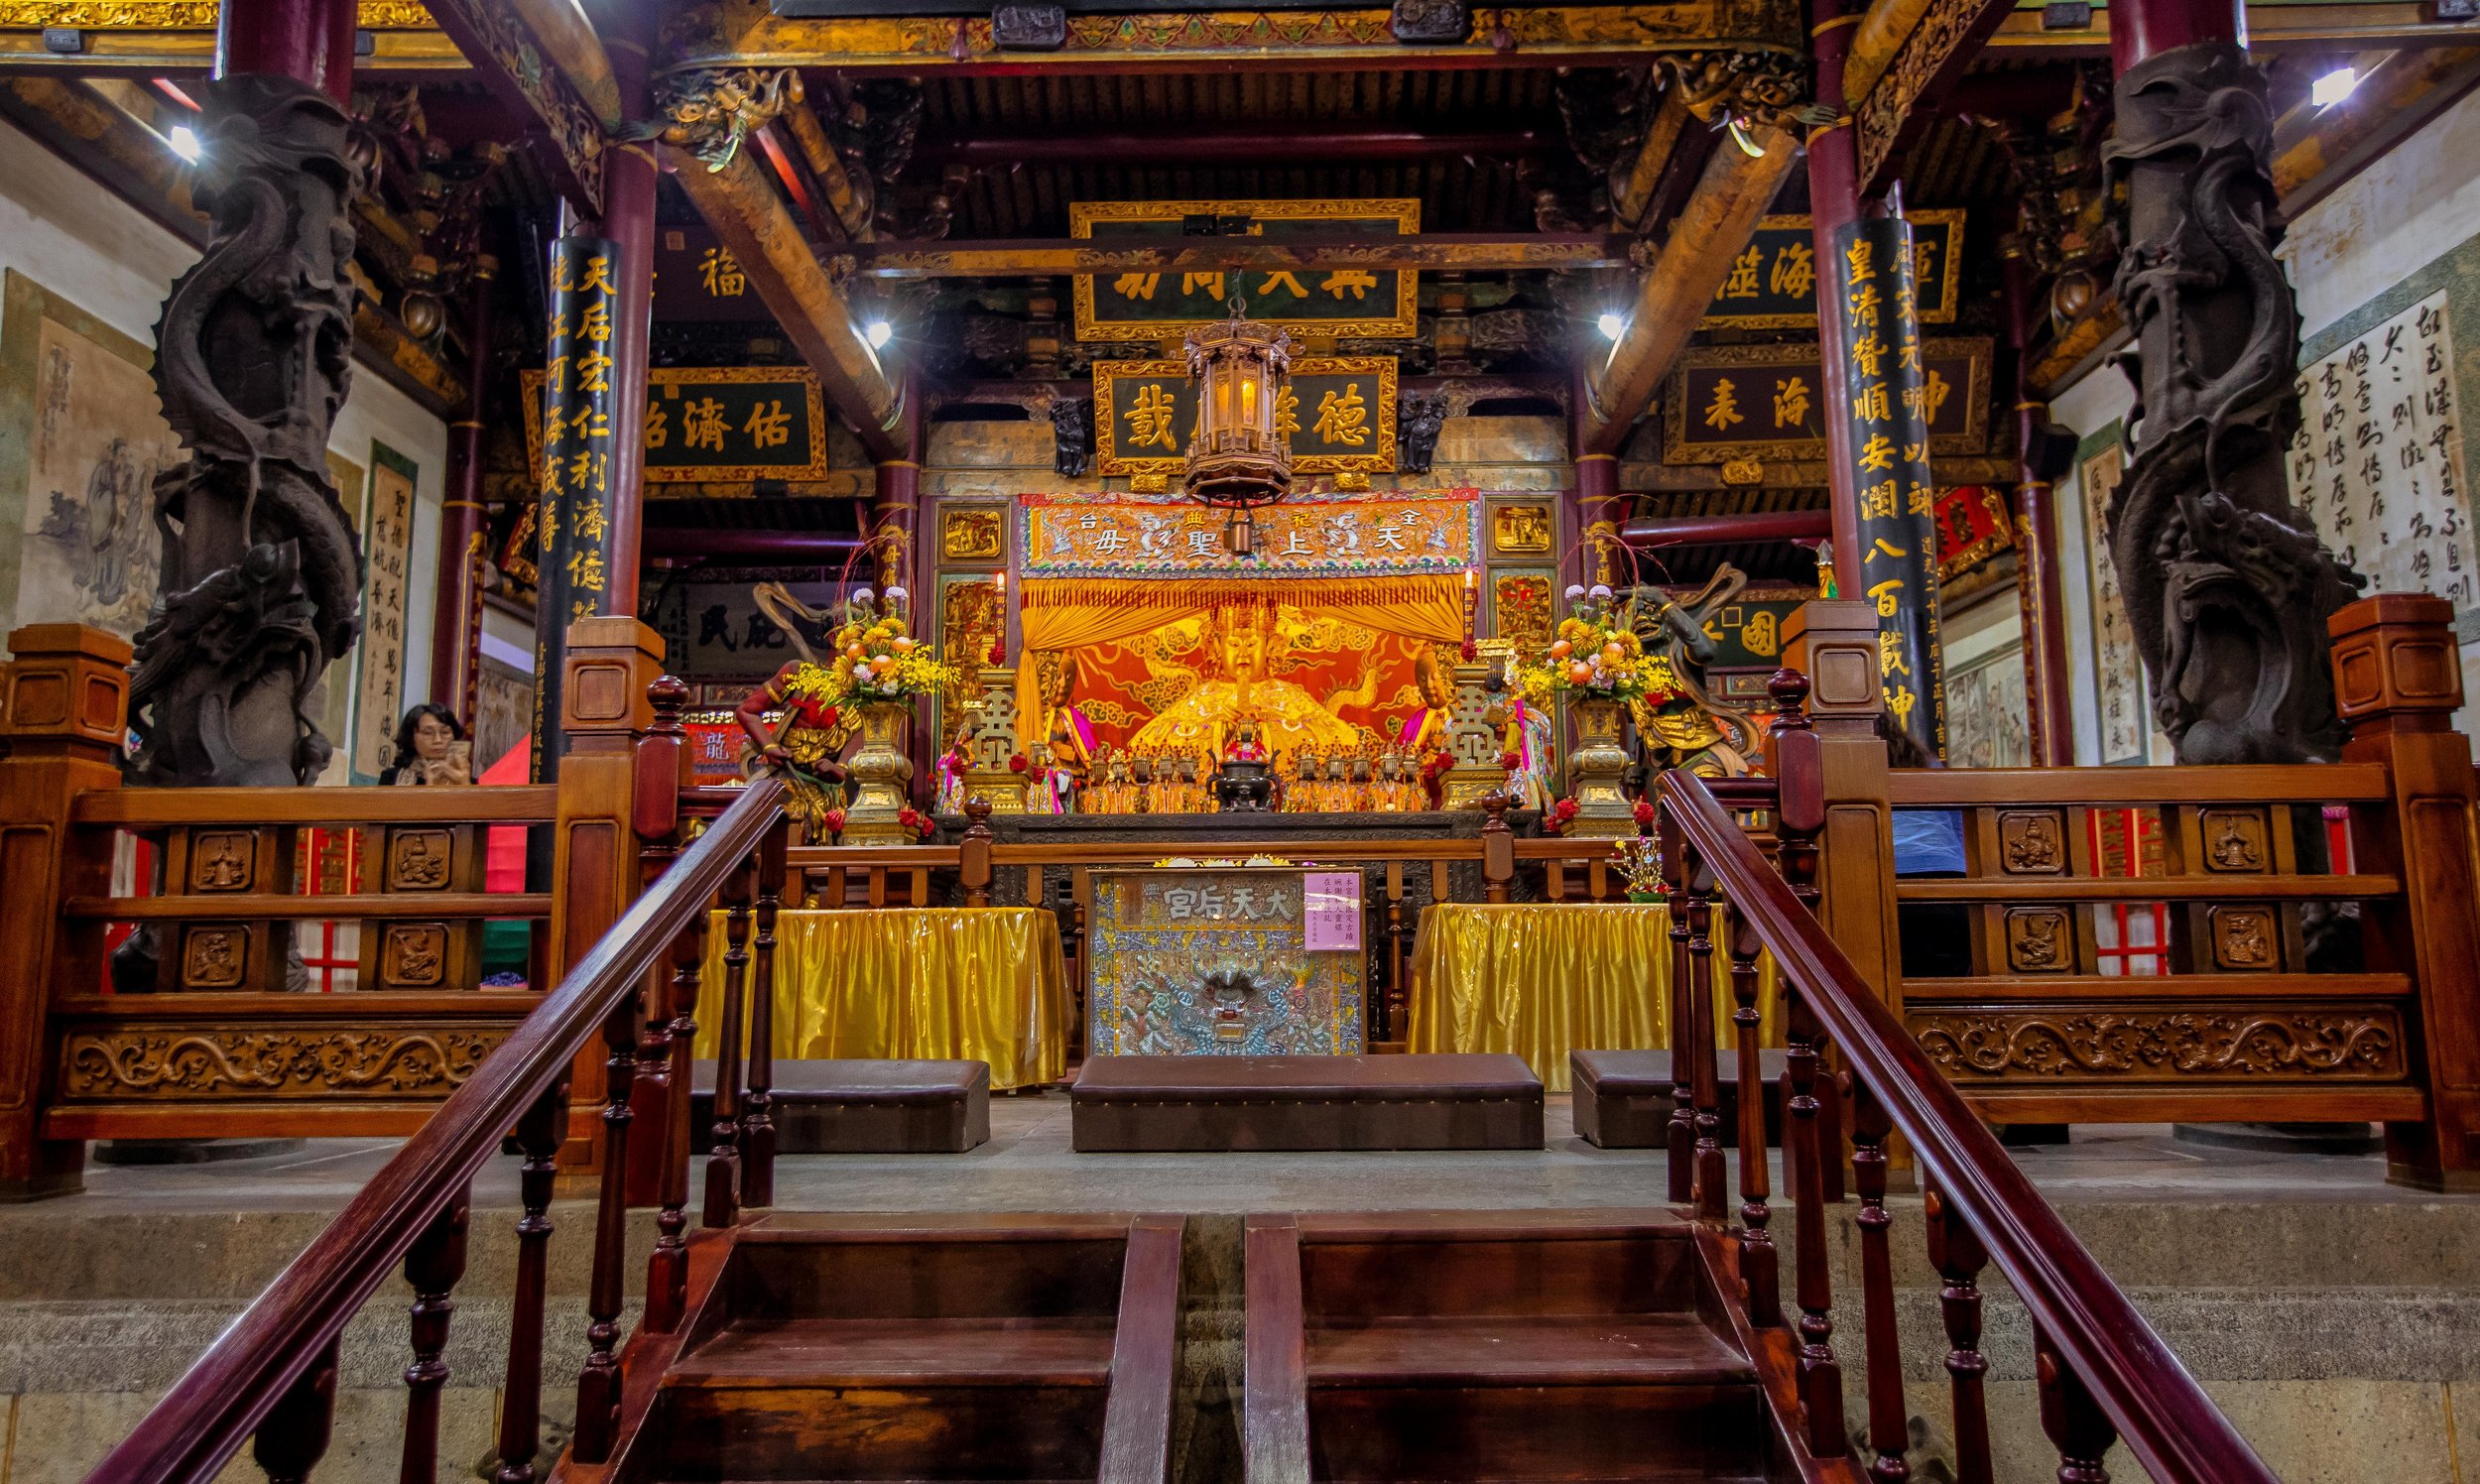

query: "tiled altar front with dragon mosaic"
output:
1087 867 1364 1055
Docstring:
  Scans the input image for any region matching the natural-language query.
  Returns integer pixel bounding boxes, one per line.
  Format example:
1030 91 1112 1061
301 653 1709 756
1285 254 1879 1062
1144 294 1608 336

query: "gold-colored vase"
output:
1565 696 1635 837
839 700 915 844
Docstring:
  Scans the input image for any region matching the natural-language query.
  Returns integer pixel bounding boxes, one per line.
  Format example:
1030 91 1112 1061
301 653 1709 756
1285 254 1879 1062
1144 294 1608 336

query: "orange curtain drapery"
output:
1014 572 1469 753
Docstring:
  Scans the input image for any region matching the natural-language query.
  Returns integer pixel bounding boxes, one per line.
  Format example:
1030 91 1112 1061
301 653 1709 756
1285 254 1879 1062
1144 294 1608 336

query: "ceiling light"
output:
2311 66 2359 107
865 319 893 348
1597 311 1626 341
167 124 200 162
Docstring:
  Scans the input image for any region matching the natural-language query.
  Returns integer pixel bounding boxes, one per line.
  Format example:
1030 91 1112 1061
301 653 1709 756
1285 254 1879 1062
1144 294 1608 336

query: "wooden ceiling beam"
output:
1582 123 1798 455
669 142 906 460
1985 0 2480 58
911 125 1552 167
839 231 1634 279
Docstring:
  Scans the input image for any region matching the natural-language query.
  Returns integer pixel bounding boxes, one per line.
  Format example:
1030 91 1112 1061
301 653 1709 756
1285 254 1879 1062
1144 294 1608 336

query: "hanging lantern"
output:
1182 309 1295 557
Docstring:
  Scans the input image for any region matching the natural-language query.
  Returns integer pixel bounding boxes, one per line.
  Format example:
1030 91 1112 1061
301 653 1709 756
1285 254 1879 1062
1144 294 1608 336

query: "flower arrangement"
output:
1543 797 1581 833
895 805 937 841
1612 834 1664 898
1514 585 1656 703
786 588 956 712
1633 798 1657 830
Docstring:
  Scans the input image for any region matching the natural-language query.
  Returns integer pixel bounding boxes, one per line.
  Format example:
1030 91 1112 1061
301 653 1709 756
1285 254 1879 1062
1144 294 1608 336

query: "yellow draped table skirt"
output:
692 909 1071 1091
1407 902 1782 1092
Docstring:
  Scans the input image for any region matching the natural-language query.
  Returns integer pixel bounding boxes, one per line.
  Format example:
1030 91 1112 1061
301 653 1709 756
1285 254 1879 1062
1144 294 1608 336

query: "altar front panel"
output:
1088 867 1364 1056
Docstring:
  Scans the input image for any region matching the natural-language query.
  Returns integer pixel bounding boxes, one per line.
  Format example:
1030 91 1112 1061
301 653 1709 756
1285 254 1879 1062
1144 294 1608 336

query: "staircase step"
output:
1305 1314 1755 1388
653 1375 1108 1482
1307 1380 1769 1483
669 1315 1119 1389
1295 1210 1707 1320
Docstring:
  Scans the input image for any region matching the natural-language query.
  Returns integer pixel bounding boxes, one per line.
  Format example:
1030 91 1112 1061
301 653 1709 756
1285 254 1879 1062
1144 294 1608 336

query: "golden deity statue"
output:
1128 604 1363 767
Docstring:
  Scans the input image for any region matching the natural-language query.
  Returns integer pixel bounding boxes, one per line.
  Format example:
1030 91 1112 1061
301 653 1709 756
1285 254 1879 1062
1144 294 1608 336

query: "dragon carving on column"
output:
129 75 366 788
2102 44 2363 764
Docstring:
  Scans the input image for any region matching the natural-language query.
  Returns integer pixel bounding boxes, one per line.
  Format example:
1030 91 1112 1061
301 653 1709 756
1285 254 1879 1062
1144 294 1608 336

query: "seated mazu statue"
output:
1624 566 1762 778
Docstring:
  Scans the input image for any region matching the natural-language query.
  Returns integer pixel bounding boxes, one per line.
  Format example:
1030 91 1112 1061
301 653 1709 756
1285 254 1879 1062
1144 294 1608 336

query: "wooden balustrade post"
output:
1848 1083 1911 1483
1923 1181 1993 1484
703 855 757 1229
572 999 639 1464
494 1086 565 1484
1658 797 1695 1203
2035 1323 2119 1484
398 1183 470 1484
1723 898 1779 1326
1683 846 1727 1221
1480 792 1515 903
1783 981 1846 1456
2328 593 2480 1190
625 677 688 1205
647 912 708 1333
551 619 666 1172
742 812 788 1210
250 1336 339 1484
1780 602 1899 1006
0 623 130 1200
961 797 995 906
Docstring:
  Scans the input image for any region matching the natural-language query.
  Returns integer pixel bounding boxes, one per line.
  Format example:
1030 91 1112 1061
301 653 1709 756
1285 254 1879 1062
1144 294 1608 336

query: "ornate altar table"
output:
1087 866 1365 1056
1407 903 1781 1092
693 909 1071 1090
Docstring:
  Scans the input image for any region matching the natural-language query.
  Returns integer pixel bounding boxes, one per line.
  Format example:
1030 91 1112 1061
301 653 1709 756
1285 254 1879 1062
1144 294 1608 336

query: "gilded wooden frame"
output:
1092 356 1401 476
1069 197 1422 340
521 365 833 483
1661 335 1991 465
1694 209 1967 331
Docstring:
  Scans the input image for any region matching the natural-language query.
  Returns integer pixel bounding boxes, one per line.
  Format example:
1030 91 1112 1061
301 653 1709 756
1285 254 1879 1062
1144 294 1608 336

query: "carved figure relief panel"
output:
180 927 249 990
188 832 256 892
2004 908 2072 973
1996 810 2067 874
380 925 448 988
2209 905 2280 972
2199 808 2268 873
387 828 454 891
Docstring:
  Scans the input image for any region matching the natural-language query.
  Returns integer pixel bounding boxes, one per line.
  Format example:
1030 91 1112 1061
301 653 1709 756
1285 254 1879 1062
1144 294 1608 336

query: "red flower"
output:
1421 753 1452 780
898 806 922 829
1633 799 1656 827
1554 798 1579 820
820 808 847 835
1459 639 1478 660
817 704 839 728
1498 750 1522 772
918 816 938 840
987 644 1006 665
1008 753 1029 773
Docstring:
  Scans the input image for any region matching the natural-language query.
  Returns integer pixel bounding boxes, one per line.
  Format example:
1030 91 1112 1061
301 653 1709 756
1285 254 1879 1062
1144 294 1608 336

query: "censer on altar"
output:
1182 309 1296 556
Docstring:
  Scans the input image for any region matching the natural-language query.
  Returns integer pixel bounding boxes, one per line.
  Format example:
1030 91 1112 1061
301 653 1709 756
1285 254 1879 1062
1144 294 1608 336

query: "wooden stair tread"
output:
669 1315 1119 1388
1304 1314 1753 1387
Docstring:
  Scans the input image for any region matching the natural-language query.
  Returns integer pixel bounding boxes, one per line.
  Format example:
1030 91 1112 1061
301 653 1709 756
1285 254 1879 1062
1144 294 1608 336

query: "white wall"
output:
0 114 449 767
2282 85 2480 345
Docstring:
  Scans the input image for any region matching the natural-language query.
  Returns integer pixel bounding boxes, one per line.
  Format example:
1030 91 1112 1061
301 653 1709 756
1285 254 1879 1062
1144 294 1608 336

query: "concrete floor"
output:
54 1091 2457 1217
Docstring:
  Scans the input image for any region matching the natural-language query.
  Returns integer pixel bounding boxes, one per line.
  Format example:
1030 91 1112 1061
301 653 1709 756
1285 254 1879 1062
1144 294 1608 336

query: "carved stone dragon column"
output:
129 73 365 788
2103 41 2363 763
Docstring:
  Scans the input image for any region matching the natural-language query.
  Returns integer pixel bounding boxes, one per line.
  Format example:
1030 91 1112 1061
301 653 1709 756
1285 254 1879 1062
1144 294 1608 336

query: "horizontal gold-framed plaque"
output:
1663 336 1991 466
1093 356 1399 477
522 364 830 484
1697 209 1966 331
1070 197 1420 340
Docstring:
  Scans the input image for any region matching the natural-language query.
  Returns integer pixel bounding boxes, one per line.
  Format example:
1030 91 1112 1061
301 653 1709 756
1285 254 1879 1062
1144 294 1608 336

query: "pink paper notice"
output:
1302 871 1362 951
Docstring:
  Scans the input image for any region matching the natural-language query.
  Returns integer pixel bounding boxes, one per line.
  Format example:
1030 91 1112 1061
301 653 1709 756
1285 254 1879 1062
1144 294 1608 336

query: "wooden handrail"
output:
87 778 789 1484
69 786 561 825
63 893 555 921
1886 764 2392 805
1661 770 2279 1484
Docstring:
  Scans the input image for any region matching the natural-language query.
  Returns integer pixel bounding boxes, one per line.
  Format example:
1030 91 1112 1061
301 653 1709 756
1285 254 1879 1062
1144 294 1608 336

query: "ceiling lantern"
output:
1182 309 1296 557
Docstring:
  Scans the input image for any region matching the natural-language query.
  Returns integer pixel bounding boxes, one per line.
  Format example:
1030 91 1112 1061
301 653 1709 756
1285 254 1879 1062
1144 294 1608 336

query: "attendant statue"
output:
1129 604 1363 768
1627 568 1760 778
1481 667 1553 811
380 704 472 788
736 660 852 828
933 719 971 815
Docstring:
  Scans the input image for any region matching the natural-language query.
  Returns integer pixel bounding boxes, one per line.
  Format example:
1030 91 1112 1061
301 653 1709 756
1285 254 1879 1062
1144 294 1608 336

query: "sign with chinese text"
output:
1092 357 1399 476
2075 433 2149 764
653 225 776 323
1933 485 2016 581
1681 588 1806 671
2286 290 2471 611
682 713 748 786
1020 488 1478 578
532 235 622 782
1700 210 1964 329
524 366 829 484
1071 198 1419 339
1086 867 1365 1055
350 445 419 782
1833 215 1945 757
1665 337 1990 465
1303 871 1363 951
649 577 835 682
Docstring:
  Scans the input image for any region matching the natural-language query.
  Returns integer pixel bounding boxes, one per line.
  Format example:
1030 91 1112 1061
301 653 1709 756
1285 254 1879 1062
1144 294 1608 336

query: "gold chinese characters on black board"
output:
523 366 830 484
652 225 776 323
1071 199 1420 340
1093 358 1400 477
1664 337 1991 466
1699 210 1964 329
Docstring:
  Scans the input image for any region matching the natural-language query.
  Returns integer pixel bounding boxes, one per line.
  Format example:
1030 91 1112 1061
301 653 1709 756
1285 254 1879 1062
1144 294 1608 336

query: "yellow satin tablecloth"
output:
1407 903 1781 1092
692 909 1070 1090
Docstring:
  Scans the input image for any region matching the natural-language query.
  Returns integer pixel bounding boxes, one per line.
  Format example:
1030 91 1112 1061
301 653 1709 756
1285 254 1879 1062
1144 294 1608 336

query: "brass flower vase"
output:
1565 696 1635 837
840 700 915 844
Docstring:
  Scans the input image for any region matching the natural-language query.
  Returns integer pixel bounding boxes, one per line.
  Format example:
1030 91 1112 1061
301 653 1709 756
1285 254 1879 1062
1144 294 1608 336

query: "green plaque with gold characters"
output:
524 365 830 484
1663 338 1990 467
1697 210 1964 330
1093 357 1399 477
1071 198 1420 340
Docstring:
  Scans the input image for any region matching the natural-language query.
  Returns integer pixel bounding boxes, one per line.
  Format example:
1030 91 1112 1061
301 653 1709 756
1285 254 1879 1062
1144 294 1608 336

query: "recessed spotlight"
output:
1597 311 1626 341
2311 66 2359 107
167 124 200 162
865 319 894 348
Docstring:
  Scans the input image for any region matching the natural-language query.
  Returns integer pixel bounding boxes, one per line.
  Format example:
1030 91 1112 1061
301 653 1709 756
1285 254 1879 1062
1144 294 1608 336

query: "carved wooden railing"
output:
1659 765 2282 1484
1786 592 2480 1191
85 775 793 1483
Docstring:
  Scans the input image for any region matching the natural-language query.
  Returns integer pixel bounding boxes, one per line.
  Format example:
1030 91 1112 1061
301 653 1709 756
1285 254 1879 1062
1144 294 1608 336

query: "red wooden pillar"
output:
874 378 928 802
2002 244 2076 766
431 257 496 728
1566 364 1627 596
215 0 354 96
1806 0 1866 588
